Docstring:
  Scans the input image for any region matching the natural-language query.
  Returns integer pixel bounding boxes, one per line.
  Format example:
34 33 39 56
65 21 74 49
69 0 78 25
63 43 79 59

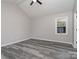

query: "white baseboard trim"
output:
2 37 73 47
1 38 31 47
31 37 73 45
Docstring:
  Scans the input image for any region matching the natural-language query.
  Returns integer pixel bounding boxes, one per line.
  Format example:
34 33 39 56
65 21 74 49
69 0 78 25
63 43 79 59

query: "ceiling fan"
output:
30 0 42 6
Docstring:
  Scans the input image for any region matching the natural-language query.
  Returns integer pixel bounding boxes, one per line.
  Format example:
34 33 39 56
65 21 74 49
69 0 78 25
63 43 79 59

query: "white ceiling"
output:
2 0 75 19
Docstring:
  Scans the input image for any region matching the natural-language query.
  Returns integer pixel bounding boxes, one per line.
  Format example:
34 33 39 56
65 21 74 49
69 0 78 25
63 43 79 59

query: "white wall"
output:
1 2 31 46
32 11 73 44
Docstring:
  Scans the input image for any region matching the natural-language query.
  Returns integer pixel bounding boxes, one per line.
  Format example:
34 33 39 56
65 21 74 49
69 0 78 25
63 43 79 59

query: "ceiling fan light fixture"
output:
30 0 42 6
33 0 36 2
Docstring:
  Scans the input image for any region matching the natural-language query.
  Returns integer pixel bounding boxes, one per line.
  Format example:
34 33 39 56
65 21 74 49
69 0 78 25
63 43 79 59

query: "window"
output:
55 16 68 35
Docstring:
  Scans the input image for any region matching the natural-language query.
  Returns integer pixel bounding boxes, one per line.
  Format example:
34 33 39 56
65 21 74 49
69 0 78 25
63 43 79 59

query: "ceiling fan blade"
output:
37 0 42 5
30 1 34 5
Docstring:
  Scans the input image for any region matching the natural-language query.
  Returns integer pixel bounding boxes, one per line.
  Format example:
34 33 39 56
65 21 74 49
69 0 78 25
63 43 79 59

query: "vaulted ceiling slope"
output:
2 0 76 19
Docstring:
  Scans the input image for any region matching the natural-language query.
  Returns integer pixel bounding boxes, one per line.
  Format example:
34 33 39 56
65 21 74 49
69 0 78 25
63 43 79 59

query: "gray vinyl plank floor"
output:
1 39 77 59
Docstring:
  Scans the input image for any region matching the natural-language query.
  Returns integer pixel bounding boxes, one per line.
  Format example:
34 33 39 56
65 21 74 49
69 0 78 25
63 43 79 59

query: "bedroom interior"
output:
1 0 77 59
